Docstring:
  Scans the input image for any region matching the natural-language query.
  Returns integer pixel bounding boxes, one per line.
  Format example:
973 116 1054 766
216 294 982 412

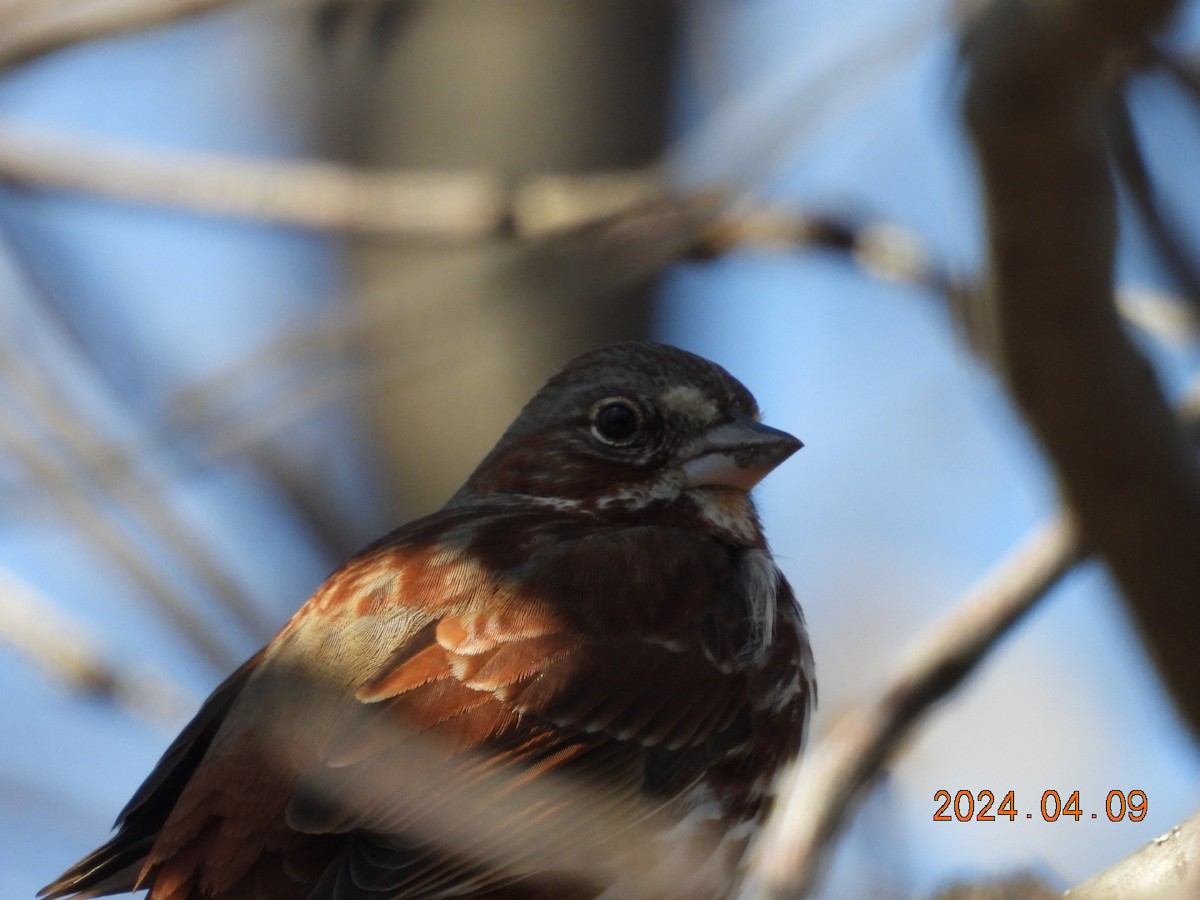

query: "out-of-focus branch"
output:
963 0 1200 733
742 515 1085 900
6 115 1189 349
1106 86 1200 310
1150 39 1200 107
741 236 1200 900
0 232 280 645
0 0 240 71
267 675 724 900
0 124 680 239
0 564 193 728
1065 810 1200 899
0 341 280 644
0 411 240 670
745 366 1200 897
747 1 1200 894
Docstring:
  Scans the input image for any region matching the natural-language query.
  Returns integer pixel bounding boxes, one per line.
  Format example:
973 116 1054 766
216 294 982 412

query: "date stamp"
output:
933 789 1147 823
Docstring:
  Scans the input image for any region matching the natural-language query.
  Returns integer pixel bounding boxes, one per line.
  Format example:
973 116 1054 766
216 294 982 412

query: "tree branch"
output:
1066 809 1200 898
963 0 1200 731
742 515 1085 899
1106 84 1200 310
0 0 241 71
0 564 193 727
0 229 279 649
744 363 1198 895
0 123 694 239
0 123 517 236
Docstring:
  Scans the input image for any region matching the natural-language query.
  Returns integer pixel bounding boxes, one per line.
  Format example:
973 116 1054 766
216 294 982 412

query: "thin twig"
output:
0 250 243 671
0 342 281 644
1149 39 1200 107
669 0 945 189
1106 86 1200 310
742 515 1085 900
0 231 280 644
0 410 240 670
0 564 194 728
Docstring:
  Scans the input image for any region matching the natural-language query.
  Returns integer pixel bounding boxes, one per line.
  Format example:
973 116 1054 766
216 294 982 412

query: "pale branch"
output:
0 230 280 645
0 122 967 276
963 0 1200 733
264 677 725 899
0 409 240 670
0 345 281 645
0 564 193 727
0 250 242 671
1065 809 1200 899
4 116 1189 346
0 0 241 71
0 123 676 239
742 515 1085 900
743 2 1200 893
151 217 1186 477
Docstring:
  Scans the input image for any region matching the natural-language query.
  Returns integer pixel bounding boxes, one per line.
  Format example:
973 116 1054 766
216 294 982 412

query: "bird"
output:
41 341 814 900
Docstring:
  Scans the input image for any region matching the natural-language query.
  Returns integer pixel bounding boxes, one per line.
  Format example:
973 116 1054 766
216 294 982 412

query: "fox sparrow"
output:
42 342 814 900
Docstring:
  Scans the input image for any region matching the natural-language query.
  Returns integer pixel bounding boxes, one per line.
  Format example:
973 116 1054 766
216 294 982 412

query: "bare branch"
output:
1150 39 1200 107
1106 85 1200 310
0 409 240 670
742 5 1200 893
963 0 1200 732
0 232 280 644
264 675 726 899
0 123 676 239
1065 810 1200 899
0 564 193 727
0 0 240 71
742 515 1085 900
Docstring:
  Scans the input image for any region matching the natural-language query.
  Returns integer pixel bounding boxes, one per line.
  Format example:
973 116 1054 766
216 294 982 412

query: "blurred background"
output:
2 1 1199 897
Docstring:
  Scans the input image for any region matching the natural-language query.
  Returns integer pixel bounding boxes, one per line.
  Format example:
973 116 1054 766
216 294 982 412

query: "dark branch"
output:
963 0 1200 732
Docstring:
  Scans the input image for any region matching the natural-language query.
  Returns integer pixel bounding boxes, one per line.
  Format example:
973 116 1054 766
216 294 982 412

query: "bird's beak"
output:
679 414 803 492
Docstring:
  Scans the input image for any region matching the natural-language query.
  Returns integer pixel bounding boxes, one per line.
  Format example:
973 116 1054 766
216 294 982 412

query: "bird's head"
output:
452 343 801 545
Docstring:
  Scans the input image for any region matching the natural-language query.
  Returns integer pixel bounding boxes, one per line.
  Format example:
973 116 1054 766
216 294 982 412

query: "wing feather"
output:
287 522 756 898
38 652 265 900
44 510 796 900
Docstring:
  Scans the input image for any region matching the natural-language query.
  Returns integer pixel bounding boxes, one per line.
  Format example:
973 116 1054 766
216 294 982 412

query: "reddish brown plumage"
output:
42 342 813 900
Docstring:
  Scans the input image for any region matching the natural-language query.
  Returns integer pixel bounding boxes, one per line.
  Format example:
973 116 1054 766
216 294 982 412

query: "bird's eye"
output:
590 399 643 446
